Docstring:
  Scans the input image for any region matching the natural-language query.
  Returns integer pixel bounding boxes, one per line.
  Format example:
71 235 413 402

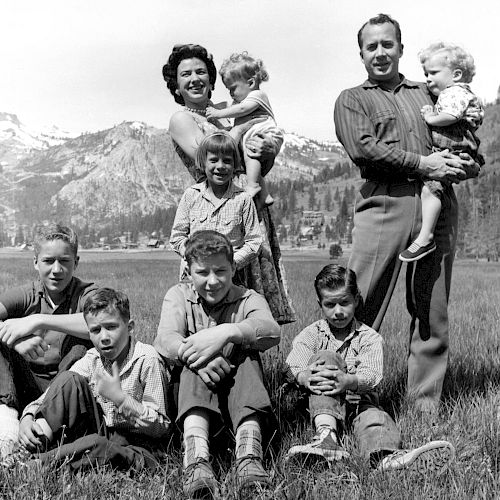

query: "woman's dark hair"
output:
162 44 217 105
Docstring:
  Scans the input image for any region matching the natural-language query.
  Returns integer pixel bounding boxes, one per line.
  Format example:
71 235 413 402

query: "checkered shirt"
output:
169 181 263 269
23 340 171 438
285 319 383 393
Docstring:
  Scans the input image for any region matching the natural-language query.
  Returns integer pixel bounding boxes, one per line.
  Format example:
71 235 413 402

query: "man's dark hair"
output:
357 13 402 49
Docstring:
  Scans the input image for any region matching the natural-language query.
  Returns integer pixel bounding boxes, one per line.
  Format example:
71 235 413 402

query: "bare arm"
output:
206 99 260 120
422 106 459 127
169 111 206 163
0 312 89 346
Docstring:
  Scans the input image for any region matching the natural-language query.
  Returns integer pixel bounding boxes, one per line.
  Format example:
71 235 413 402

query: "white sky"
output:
0 0 498 141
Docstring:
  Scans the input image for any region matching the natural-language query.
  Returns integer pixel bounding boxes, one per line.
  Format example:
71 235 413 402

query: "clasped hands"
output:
0 316 49 360
298 359 357 397
177 326 235 389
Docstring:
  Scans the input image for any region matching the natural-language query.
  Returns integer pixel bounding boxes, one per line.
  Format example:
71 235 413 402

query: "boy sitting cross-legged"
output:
0 223 97 463
17 288 171 471
154 230 280 498
285 264 456 474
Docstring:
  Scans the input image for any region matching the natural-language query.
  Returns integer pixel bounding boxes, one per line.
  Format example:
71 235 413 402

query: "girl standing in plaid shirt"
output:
170 132 264 283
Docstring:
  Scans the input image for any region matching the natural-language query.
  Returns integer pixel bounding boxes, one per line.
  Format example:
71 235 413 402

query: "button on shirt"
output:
154 282 280 363
169 181 263 270
334 76 434 181
23 340 171 438
285 319 383 393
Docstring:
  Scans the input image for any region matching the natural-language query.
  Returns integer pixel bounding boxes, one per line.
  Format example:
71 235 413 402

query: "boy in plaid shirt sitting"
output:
17 288 170 471
285 264 455 473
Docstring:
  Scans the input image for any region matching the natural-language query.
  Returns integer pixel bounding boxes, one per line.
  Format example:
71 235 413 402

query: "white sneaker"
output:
377 440 455 474
286 428 350 463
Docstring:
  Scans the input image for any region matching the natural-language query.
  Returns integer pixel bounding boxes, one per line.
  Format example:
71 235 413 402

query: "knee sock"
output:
314 414 338 441
0 405 19 457
183 412 210 468
235 417 263 460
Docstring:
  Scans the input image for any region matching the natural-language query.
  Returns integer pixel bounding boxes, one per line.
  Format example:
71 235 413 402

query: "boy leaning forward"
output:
154 230 280 498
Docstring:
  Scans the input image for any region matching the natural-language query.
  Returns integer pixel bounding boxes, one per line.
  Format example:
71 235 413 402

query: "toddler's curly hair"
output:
419 42 476 83
219 51 269 84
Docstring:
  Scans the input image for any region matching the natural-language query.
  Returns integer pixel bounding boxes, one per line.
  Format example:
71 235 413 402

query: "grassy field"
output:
1 251 499 499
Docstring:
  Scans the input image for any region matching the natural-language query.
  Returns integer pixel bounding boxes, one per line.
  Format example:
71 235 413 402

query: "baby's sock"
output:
0 405 19 458
235 417 263 460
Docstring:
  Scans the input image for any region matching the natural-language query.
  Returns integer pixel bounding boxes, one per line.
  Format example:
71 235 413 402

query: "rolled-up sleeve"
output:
234 291 280 352
169 190 192 257
117 357 170 438
154 286 189 363
233 195 263 270
354 331 383 392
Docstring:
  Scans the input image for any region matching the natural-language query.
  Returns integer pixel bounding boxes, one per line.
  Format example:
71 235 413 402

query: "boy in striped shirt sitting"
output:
285 264 455 473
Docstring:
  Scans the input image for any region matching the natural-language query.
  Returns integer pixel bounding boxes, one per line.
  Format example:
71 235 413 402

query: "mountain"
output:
0 114 346 240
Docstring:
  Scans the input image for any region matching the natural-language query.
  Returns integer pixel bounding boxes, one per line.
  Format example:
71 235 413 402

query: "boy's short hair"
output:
33 223 78 257
83 288 130 323
314 264 361 302
419 42 476 83
185 230 234 268
357 13 402 49
219 51 269 85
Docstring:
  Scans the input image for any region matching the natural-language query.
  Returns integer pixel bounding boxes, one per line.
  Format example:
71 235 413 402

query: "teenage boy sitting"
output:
154 230 280 498
285 264 455 473
0 223 96 462
17 287 170 471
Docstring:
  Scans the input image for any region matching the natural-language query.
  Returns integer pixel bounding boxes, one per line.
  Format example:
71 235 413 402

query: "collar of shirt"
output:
192 180 244 204
35 276 77 312
184 281 250 307
362 74 422 91
318 318 366 350
99 336 140 375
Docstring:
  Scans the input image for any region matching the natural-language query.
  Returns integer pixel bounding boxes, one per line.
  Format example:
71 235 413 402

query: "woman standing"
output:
162 43 295 324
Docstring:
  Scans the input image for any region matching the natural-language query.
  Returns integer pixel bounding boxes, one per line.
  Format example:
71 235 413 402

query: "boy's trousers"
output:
35 371 159 471
0 340 87 411
176 348 273 433
308 350 401 460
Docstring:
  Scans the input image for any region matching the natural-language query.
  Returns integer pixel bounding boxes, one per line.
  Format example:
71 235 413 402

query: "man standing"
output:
334 13 479 412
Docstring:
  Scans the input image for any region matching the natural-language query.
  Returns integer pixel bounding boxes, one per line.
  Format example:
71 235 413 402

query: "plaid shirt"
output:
285 319 383 393
334 76 433 182
23 340 170 438
169 181 263 270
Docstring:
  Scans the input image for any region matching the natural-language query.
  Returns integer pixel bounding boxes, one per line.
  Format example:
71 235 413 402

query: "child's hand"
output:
195 355 234 389
206 106 221 120
297 359 337 394
321 370 358 396
13 335 49 360
421 105 435 118
19 415 46 452
0 315 43 345
95 362 126 407
178 325 234 369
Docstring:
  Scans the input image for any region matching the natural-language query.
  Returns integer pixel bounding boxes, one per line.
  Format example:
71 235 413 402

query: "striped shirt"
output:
285 319 383 393
334 76 434 181
169 181 263 270
23 340 171 439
